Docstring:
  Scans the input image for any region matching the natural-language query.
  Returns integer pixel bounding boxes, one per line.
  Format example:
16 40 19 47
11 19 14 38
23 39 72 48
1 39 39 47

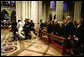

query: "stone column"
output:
28 1 31 19
38 1 42 23
16 1 18 22
48 3 50 21
56 1 63 21
46 2 49 22
16 1 22 22
42 2 44 21
25 1 29 19
31 1 39 28
21 1 30 23
43 3 46 22
22 1 26 23
9 12 11 21
74 1 82 20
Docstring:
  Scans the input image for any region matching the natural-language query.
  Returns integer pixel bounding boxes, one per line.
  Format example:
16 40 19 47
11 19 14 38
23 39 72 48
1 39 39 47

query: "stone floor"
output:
1 29 62 56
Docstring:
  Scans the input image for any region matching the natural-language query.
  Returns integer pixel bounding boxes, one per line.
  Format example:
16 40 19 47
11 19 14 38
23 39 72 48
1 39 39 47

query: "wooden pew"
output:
40 30 71 55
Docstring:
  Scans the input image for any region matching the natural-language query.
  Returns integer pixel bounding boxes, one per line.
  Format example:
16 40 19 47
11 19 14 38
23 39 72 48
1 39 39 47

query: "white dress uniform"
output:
17 21 25 39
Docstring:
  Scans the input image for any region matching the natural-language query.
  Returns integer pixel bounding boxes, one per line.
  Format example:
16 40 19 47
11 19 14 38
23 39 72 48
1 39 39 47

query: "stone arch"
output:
1 9 9 20
1 8 10 15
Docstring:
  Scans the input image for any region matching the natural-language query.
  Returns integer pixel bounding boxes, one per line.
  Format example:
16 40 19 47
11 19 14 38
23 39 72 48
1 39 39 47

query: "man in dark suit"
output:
39 19 44 36
40 19 44 30
11 19 18 41
74 19 83 55
53 20 60 35
47 21 53 34
30 20 35 33
23 19 31 39
63 16 74 39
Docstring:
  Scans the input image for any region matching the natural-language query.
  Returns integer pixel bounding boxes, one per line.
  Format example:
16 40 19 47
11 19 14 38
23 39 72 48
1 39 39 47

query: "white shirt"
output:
17 22 23 31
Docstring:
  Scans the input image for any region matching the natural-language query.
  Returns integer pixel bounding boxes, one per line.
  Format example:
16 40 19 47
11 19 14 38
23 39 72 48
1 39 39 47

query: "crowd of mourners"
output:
40 16 83 56
10 16 83 56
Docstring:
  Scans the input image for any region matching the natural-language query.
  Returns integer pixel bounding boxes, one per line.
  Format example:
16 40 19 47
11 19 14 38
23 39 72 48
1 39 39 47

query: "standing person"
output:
47 21 53 34
23 19 27 39
27 19 31 39
30 20 34 32
40 19 44 30
53 20 60 35
30 20 36 39
23 19 31 39
11 19 18 41
74 19 83 55
63 16 74 39
39 19 44 36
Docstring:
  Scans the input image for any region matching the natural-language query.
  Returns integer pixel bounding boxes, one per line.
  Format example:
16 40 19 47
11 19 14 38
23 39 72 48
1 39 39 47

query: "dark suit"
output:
53 23 60 35
47 22 53 33
11 22 17 40
58 24 64 36
23 22 31 39
74 24 83 46
40 22 44 30
30 23 34 31
63 21 74 38
30 22 35 34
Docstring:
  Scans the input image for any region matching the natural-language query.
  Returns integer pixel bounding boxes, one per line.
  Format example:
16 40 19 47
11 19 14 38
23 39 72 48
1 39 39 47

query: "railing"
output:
40 30 71 55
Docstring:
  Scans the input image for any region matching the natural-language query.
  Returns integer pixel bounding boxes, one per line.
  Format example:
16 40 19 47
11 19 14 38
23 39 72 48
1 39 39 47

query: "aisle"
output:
1 29 62 56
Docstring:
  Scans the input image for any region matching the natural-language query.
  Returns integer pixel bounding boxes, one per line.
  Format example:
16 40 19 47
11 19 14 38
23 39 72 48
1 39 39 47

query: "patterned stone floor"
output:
1 29 62 56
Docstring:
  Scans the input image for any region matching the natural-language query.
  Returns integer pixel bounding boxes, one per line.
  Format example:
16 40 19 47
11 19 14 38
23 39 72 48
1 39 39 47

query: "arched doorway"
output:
1 10 9 28
11 10 16 22
1 10 9 21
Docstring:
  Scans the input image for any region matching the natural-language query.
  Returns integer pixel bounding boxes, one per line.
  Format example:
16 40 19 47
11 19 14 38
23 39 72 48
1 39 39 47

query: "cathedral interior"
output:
1 1 83 56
